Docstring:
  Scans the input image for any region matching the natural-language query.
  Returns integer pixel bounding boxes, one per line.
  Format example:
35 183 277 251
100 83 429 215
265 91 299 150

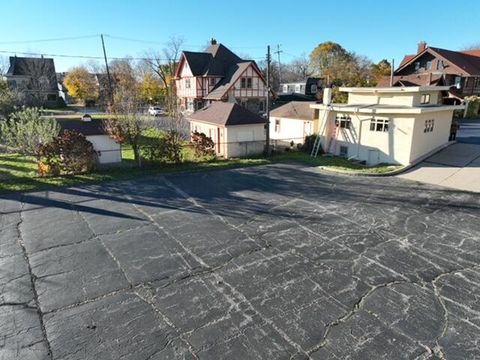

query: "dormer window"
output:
420 94 430 104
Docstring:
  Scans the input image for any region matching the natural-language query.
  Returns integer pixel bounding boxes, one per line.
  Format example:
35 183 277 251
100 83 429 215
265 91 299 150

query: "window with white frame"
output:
369 118 389 132
437 60 444 70
275 119 281 133
336 115 351 129
426 61 433 70
420 94 431 104
424 119 434 133
185 79 191 89
414 62 420 71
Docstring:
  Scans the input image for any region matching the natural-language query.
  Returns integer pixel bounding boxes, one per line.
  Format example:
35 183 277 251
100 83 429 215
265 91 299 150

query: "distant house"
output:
311 86 464 166
270 101 317 147
188 102 266 158
175 39 268 115
379 42 480 98
279 77 323 97
4 56 59 106
57 118 121 164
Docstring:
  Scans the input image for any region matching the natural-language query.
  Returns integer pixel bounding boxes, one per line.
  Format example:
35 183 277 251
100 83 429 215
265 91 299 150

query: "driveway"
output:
1 164 479 359
399 119 480 192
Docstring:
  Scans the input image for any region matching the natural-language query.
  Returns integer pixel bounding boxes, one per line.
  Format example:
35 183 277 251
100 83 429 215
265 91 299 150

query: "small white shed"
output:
57 118 122 164
270 101 317 148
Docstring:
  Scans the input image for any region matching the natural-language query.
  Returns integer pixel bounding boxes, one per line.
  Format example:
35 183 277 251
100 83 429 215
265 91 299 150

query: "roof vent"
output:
210 38 217 45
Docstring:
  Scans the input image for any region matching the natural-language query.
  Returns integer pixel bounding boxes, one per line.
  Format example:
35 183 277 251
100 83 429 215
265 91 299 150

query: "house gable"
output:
395 48 480 76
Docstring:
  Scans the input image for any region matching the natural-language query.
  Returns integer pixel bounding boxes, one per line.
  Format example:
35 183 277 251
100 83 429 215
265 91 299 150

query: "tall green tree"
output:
309 42 354 85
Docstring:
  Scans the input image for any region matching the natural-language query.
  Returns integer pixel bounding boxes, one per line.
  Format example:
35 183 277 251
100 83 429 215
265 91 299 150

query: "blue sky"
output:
1 0 479 71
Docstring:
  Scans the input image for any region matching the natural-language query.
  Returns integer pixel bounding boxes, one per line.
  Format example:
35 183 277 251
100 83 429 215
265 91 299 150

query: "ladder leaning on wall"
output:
311 106 332 158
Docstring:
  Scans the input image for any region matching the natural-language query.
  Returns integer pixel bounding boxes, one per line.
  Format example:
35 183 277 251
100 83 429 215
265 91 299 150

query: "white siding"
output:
86 135 122 164
269 117 314 146
225 124 265 158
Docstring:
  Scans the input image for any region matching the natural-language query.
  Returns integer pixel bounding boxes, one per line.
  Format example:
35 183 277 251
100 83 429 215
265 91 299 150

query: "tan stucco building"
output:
188 102 266 158
311 86 464 165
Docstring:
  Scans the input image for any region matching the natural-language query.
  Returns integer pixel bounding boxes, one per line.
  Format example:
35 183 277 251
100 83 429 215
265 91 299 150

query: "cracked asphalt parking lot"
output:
1 163 479 360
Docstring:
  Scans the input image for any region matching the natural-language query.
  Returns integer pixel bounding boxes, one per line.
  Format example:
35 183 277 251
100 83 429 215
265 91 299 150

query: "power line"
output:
0 35 99 45
0 49 169 61
0 49 265 62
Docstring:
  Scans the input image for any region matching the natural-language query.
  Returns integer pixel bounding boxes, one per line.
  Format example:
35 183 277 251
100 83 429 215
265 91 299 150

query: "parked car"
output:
148 106 165 116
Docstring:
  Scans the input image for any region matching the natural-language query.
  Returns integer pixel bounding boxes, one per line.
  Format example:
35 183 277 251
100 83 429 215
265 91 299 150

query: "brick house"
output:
380 42 480 98
175 40 268 115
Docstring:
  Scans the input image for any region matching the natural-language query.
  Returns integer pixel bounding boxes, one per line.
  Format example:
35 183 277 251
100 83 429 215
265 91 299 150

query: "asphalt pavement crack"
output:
15 198 53 360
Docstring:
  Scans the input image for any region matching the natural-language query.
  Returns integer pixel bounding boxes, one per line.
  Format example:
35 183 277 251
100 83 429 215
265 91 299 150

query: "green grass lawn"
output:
0 149 400 194
272 152 402 174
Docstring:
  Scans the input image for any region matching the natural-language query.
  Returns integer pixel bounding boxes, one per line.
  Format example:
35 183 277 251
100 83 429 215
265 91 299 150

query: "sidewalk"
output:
398 143 480 192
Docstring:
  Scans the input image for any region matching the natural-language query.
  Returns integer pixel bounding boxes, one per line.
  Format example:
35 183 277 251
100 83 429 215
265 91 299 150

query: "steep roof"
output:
429 47 480 75
399 54 416 67
182 51 212 76
395 47 480 76
270 101 317 120
6 56 58 90
180 43 244 77
203 43 243 76
204 61 253 100
188 102 266 126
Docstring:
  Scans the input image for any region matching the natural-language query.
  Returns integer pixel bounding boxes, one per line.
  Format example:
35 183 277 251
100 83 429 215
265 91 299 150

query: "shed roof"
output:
188 102 266 126
270 101 317 120
57 119 107 136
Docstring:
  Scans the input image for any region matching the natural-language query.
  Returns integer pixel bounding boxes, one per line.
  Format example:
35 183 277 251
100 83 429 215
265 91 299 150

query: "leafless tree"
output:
461 42 480 50
284 54 312 82
143 35 184 117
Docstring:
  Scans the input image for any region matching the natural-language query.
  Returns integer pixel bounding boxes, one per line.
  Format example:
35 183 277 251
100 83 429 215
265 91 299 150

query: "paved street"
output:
1 164 479 359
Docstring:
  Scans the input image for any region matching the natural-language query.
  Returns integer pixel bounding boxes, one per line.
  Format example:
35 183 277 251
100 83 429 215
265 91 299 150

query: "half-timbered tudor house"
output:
175 40 268 115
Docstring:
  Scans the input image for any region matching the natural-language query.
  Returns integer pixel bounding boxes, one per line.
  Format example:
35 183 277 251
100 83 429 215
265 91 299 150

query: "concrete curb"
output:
317 140 457 178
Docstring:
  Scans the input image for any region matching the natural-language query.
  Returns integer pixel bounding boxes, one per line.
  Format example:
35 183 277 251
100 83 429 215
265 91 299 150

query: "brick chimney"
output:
417 41 427 54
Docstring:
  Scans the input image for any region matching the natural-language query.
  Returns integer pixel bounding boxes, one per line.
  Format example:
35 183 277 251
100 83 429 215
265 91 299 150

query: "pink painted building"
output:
175 40 268 115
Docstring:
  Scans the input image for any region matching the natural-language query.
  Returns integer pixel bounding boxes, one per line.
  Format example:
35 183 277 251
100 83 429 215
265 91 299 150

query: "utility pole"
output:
101 34 114 105
265 45 272 156
275 44 283 86
390 58 395 87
